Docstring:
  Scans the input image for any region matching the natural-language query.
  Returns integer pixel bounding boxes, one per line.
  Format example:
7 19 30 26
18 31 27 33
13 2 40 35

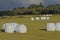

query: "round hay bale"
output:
2 23 12 30
3 23 9 30
46 17 50 20
41 17 46 20
41 17 44 20
31 17 34 21
43 17 46 20
10 23 18 30
3 16 7 18
5 23 14 33
7 16 10 17
49 14 52 16
3 23 18 33
0 17 1 18
3 23 18 30
15 24 27 33
35 17 40 20
56 23 60 31
43 15 46 16
46 23 55 31
46 15 49 16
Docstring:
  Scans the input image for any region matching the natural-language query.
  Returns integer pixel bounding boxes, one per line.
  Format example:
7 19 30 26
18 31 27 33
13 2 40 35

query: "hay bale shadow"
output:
0 29 5 32
40 29 46 31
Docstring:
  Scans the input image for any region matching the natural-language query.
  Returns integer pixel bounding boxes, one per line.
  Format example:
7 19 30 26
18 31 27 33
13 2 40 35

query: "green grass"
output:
0 14 60 40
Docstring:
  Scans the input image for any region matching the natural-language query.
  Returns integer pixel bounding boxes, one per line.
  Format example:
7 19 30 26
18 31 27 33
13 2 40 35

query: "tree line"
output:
0 3 60 17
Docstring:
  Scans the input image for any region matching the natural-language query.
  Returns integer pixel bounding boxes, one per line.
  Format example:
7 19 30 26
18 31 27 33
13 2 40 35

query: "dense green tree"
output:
0 3 60 18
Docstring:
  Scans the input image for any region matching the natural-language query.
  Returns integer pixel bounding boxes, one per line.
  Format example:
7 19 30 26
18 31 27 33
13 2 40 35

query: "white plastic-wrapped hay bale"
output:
3 23 18 30
43 15 46 16
7 16 10 17
46 23 55 31
41 17 46 20
46 15 49 16
11 23 18 30
41 17 44 20
46 17 50 20
31 17 34 21
35 17 40 20
4 23 18 33
2 23 8 30
3 16 7 18
56 23 60 31
49 14 52 16
0 17 1 18
15 24 27 33
43 17 46 20
5 23 14 33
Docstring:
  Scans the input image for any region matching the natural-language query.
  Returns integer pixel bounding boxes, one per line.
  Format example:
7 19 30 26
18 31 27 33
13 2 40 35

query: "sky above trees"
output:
0 0 60 11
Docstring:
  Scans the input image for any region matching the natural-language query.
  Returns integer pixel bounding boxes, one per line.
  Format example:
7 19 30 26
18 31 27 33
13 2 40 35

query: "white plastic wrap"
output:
5 23 14 33
49 14 52 16
31 17 34 21
46 15 49 16
41 17 46 20
10 23 18 31
46 17 50 20
15 24 27 33
46 23 55 31
3 23 8 30
3 23 18 33
43 15 46 16
56 23 60 31
35 17 40 20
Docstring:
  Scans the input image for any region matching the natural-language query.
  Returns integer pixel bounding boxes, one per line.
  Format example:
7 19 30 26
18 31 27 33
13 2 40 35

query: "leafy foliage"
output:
0 3 60 17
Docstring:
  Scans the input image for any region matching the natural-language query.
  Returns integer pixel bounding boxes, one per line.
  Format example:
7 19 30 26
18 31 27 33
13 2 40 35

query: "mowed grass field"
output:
0 14 60 40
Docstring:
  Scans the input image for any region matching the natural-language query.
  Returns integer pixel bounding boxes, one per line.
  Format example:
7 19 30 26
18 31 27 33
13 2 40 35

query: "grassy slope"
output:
0 14 60 40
